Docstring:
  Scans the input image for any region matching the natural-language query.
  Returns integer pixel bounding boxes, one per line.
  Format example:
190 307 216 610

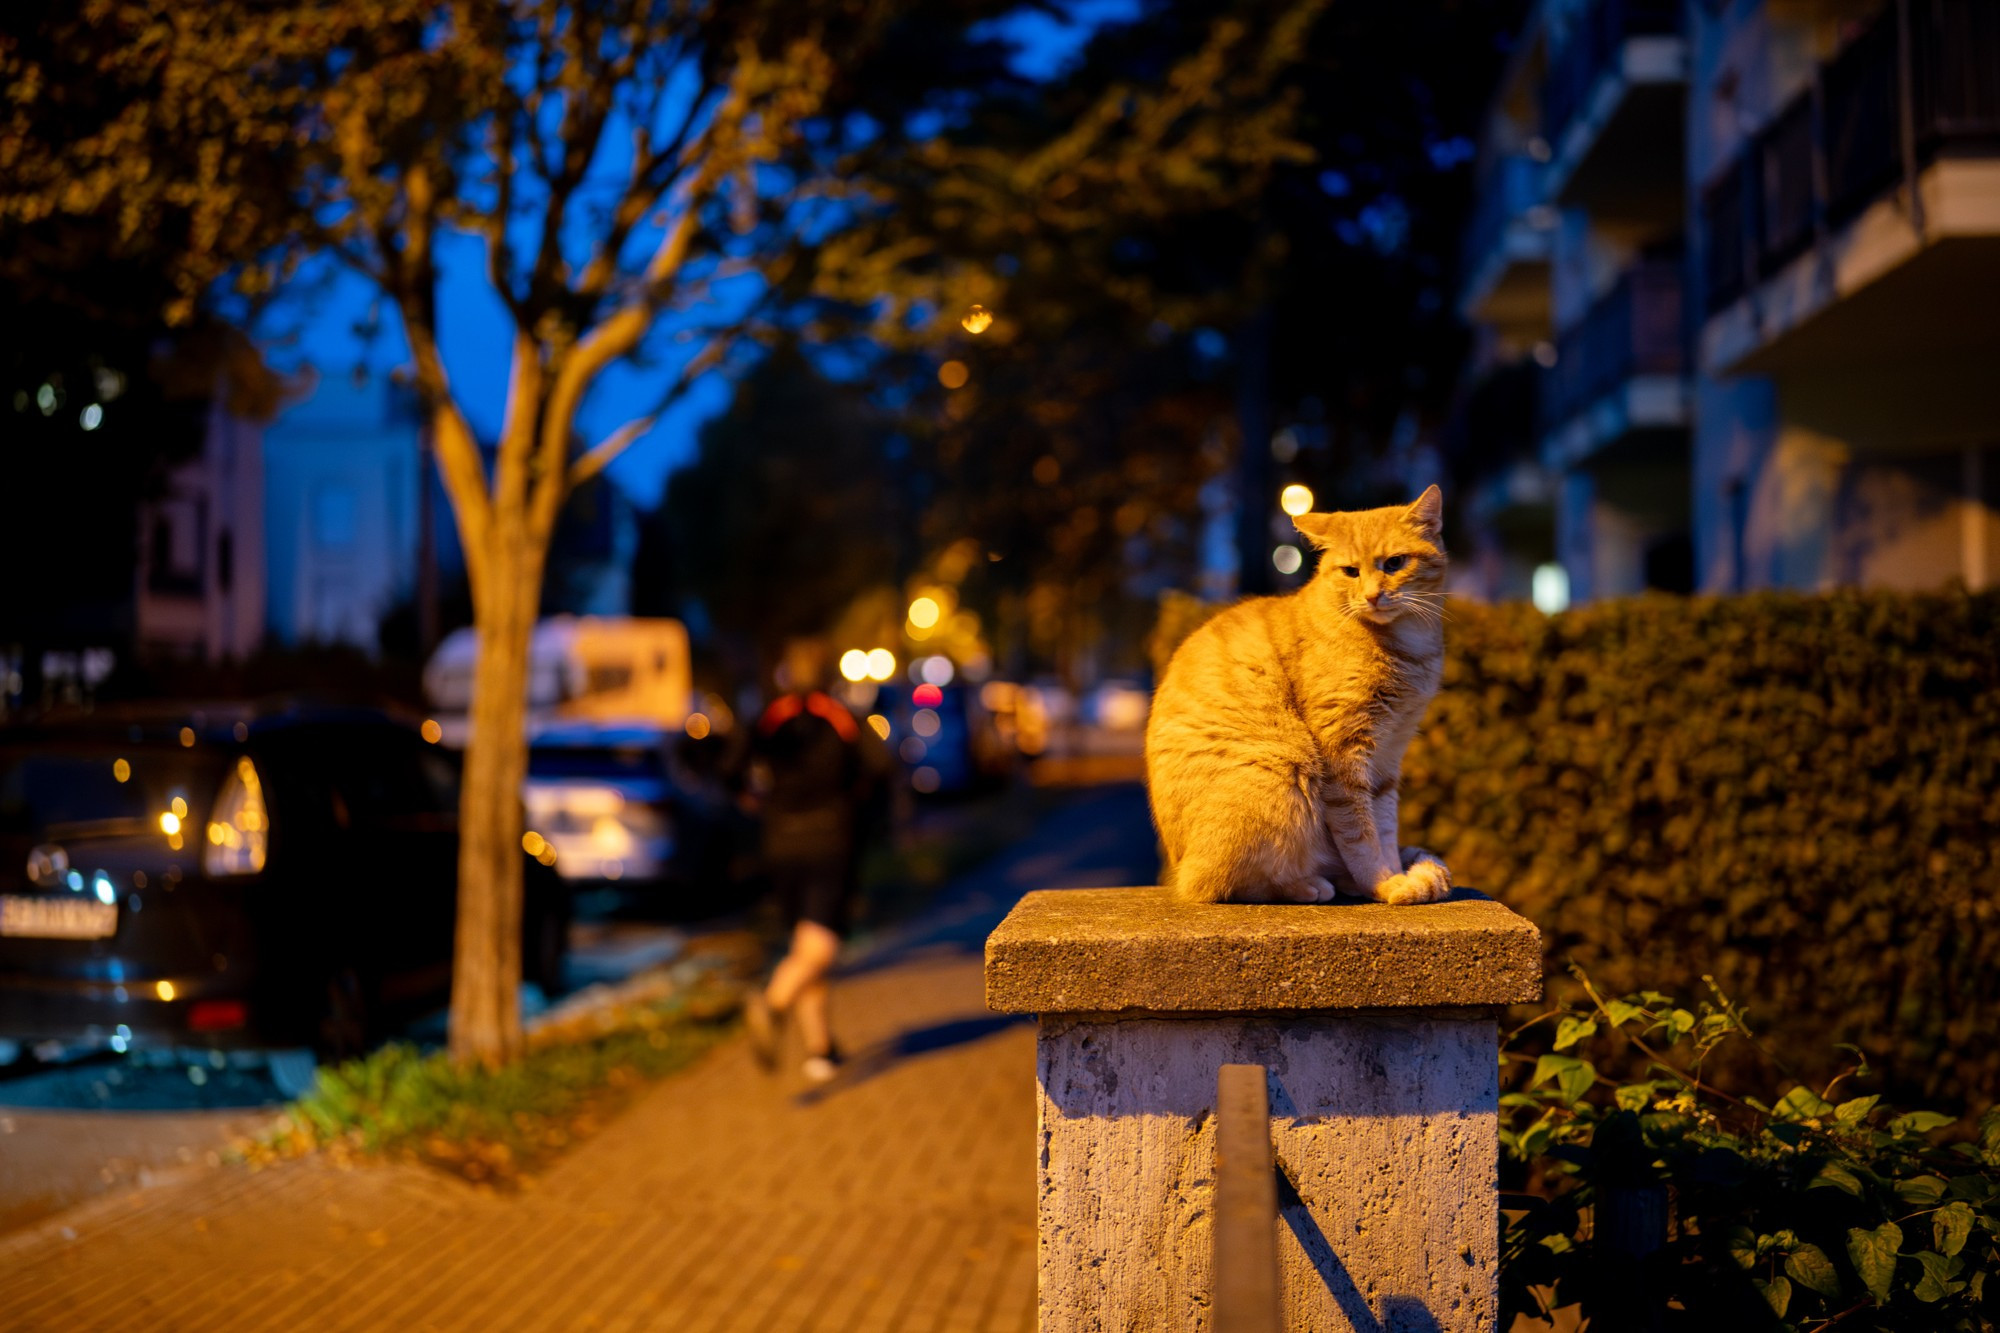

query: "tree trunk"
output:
447 527 542 1066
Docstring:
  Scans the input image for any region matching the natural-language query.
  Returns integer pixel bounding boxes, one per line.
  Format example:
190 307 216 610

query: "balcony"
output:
1541 259 1689 468
1460 155 1556 336
1541 0 1686 222
1701 0 2000 374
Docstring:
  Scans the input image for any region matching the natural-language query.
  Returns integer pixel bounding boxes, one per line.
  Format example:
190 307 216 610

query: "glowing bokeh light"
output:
938 360 970 390
865 648 896 682
919 656 954 687
866 714 891 740
156 980 176 1001
1273 544 1304 575
158 812 182 836
420 719 443 744
961 305 993 334
685 713 712 740
907 596 941 629
112 758 130 783
912 683 944 707
839 649 871 682
1280 484 1315 516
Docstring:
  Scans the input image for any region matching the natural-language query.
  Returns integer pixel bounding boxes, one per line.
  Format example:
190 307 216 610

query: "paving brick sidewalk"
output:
0 784 1154 1333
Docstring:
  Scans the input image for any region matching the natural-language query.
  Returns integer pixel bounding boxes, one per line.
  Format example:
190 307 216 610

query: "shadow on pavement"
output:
793 1012 1030 1104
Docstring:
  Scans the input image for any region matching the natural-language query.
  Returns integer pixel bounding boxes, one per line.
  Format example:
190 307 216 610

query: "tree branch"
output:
564 332 731 490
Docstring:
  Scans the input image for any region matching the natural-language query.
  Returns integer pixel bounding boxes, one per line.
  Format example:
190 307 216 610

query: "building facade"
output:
261 371 440 653
134 400 267 662
1456 0 1999 603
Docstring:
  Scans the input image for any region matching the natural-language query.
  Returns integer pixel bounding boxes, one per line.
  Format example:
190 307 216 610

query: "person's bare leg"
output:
766 920 839 1032
793 977 832 1059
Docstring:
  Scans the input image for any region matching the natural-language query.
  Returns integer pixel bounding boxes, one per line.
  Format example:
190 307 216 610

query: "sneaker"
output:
800 1051 842 1085
743 992 781 1071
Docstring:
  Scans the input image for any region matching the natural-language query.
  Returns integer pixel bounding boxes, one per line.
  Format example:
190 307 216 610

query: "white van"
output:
423 616 693 743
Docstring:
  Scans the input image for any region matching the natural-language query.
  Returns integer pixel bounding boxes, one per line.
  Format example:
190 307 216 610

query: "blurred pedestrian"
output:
742 638 892 1082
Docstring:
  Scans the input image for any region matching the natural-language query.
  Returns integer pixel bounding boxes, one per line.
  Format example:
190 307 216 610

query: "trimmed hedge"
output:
1402 591 2000 1102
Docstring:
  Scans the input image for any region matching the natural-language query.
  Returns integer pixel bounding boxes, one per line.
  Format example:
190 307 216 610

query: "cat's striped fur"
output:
1146 486 1452 905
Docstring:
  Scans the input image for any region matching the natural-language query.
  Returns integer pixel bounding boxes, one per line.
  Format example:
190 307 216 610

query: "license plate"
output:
0 894 118 940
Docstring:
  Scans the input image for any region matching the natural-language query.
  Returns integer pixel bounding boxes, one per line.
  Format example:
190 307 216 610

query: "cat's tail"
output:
1166 851 1230 904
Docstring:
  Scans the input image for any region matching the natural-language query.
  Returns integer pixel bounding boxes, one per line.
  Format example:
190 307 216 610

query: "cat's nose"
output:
1366 591 1383 606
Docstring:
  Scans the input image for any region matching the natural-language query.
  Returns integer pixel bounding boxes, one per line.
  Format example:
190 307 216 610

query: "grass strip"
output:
242 977 739 1185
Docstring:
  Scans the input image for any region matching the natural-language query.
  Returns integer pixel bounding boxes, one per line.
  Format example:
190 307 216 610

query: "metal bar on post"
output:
1213 1063 1281 1333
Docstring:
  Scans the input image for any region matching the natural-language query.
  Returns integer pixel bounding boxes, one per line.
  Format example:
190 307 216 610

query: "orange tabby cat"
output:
1146 486 1452 905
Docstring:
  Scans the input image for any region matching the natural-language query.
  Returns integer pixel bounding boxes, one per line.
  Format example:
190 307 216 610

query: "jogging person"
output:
742 638 892 1082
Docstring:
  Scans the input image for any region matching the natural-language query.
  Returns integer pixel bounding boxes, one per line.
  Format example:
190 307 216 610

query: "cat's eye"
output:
1339 566 1360 578
1381 555 1408 574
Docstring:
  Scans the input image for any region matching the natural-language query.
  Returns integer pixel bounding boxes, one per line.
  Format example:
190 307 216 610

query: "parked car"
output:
0 702 568 1058
525 721 762 914
871 682 983 795
524 723 675 884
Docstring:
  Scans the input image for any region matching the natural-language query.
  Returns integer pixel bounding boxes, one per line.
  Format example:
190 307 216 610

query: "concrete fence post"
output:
984 886 1543 1333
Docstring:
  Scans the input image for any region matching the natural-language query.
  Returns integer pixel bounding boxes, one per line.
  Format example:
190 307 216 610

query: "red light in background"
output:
188 999 247 1032
913 684 943 707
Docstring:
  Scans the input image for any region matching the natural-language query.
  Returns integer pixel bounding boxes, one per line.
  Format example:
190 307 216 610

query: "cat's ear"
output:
1292 512 1341 549
1405 485 1443 537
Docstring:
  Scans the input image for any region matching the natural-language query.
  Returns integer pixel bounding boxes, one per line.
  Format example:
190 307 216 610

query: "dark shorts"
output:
769 858 858 935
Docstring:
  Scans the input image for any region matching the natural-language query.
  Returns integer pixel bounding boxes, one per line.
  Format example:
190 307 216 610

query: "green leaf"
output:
1833 1094 1880 1125
1934 1200 1974 1257
1726 1226 1759 1271
1663 1008 1696 1042
1519 1124 1552 1159
1892 1111 1954 1137
1755 1275 1791 1317
1553 1016 1596 1051
1531 1053 1581 1089
1602 999 1644 1028
1773 1085 1835 1121
1846 1222 1900 1303
1897 1175 1949 1206
1784 1243 1843 1300
1556 1060 1596 1107
1614 1082 1658 1113
1808 1161 1863 1196
1911 1250 1964 1303
1499 1092 1542 1110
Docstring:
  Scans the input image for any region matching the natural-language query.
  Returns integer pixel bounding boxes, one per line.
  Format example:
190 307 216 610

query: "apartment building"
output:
1456 0 1999 602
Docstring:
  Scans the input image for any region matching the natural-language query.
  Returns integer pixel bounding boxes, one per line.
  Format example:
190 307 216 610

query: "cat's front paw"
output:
1398 846 1449 877
1270 875 1337 904
1371 858 1451 906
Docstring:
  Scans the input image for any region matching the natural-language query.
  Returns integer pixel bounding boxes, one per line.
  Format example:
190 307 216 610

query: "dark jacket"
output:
752 691 890 866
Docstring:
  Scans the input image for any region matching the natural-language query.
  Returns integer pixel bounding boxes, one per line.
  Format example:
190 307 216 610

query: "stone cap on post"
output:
985 886 1541 1015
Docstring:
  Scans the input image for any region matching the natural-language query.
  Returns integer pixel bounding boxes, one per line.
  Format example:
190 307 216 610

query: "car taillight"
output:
202 757 269 877
189 999 247 1031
